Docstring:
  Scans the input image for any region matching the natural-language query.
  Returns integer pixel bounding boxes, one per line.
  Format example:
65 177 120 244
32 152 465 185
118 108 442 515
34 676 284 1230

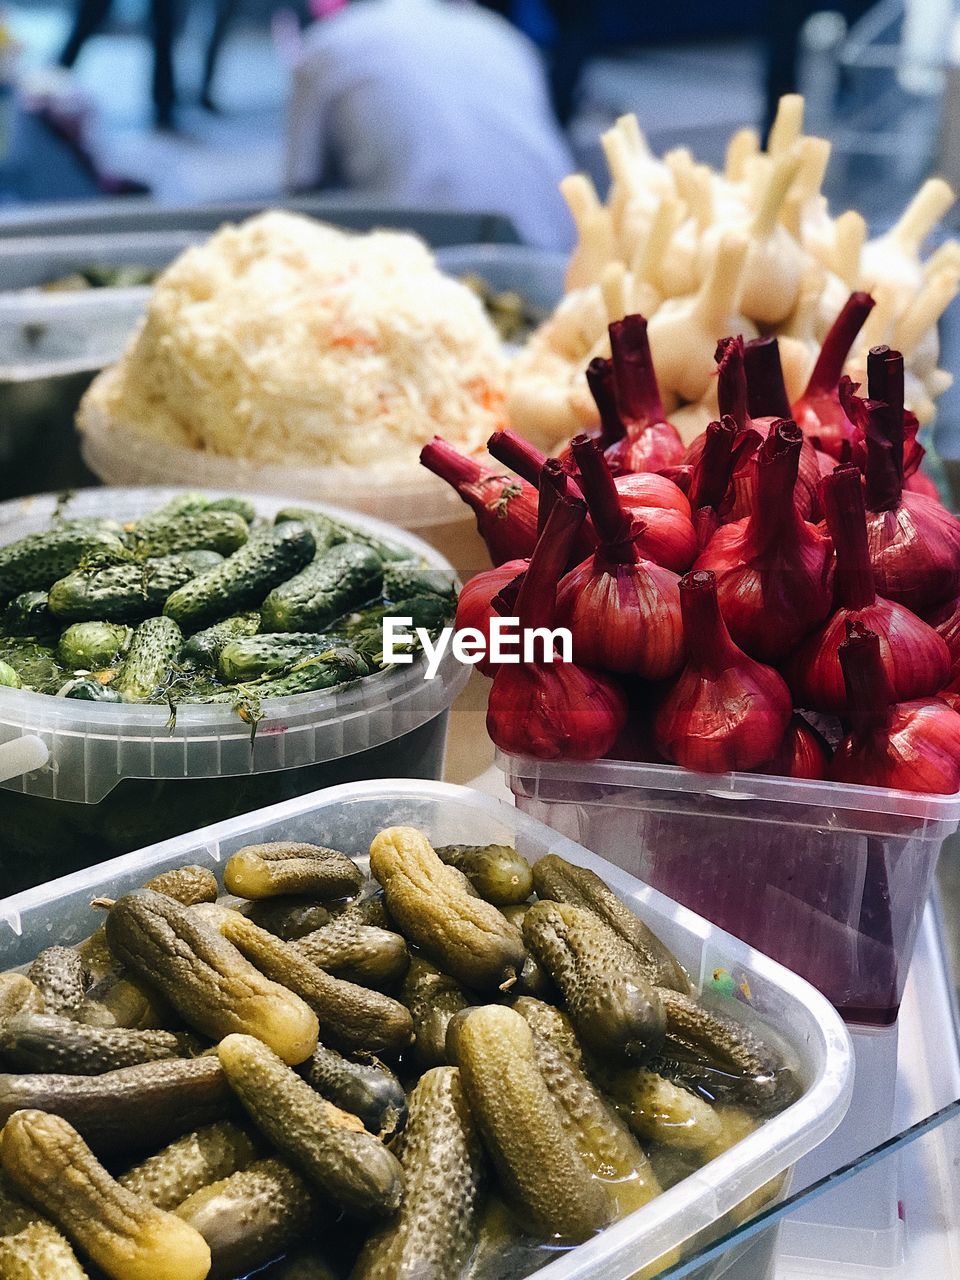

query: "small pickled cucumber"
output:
241 897 332 941
106 889 319 1065
300 1044 406 1139
456 1005 613 1242
0 1012 194 1075
224 842 363 900
532 854 692 992
80 969 175 1032
0 1110 211 1280
27 948 86 1019
699 1106 788 1225
175 1157 318 1279
353 1066 485 1280
218 1034 404 1218
0 1219 90 1279
294 918 409 989
145 864 219 906
119 1121 259 1211
333 889 391 930
522 901 665 1060
593 1064 723 1151
434 844 533 906
0 976 44 1022
401 957 471 1069
369 827 525 992
513 998 662 1219
207 909 413 1056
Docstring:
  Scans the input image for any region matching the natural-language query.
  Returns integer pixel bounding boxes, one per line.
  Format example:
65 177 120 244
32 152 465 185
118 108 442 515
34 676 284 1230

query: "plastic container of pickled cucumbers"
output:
0 489 468 892
498 752 960 1029
0 778 853 1280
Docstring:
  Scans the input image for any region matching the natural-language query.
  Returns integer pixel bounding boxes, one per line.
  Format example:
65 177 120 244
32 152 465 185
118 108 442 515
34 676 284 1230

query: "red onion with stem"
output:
842 346 960 611
454 559 527 678
554 357 627 471
788 466 950 713
829 622 960 794
602 315 684 474
755 714 832 781
419 437 538 565
791 291 875 459
693 421 834 662
557 437 685 678
486 430 596 563
653 569 793 772
744 336 792 421
486 493 628 761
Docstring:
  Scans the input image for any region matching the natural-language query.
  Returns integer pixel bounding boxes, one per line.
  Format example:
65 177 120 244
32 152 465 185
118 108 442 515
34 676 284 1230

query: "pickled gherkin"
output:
119 1122 259 1211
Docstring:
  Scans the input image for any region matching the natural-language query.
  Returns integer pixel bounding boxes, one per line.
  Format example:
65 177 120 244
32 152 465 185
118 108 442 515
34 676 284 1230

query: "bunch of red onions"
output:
421 313 960 795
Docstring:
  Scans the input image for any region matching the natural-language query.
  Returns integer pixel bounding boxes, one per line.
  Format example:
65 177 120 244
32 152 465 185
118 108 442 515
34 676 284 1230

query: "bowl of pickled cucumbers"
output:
0 489 465 887
0 822 834 1280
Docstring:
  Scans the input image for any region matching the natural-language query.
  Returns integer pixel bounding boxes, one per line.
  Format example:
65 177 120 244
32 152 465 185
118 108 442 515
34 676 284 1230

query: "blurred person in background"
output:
285 0 576 250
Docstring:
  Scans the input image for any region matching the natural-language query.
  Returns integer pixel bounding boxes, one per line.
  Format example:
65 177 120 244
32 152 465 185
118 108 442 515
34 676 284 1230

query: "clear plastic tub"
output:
0 778 853 1280
0 489 468 890
498 754 960 1028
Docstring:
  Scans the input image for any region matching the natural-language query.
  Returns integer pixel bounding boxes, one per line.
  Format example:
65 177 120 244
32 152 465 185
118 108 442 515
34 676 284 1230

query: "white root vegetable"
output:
767 94 804 155
725 128 760 183
860 178 956 298
893 269 960 369
737 149 805 323
562 175 616 292
830 210 867 288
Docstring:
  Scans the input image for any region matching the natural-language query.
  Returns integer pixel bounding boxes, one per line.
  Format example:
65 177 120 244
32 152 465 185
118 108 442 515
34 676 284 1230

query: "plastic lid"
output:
0 488 469 803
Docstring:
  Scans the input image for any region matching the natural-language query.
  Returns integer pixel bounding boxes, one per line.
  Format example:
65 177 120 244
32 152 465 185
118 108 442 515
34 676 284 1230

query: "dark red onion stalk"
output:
843 346 960 611
602 315 684 474
744 336 792 421
694 421 834 662
653 569 793 772
755 715 831 780
486 431 595 563
486 494 627 761
829 622 960 794
556 437 685 678
554 358 627 471
454 560 527 678
419 437 538 566
791 291 875 459
788 466 951 713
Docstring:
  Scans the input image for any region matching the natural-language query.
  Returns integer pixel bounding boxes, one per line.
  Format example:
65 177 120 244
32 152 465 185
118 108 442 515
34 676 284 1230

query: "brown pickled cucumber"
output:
218 1033 404 1218
0 1011 197 1075
119 1121 259 1211
175 1157 318 1279
0 1218 90 1279
400 957 472 1069
333 889 391 930
592 1063 723 1151
455 1004 613 1242
532 854 692 992
299 1044 407 1140
0 1056 232 1155
513 998 662 1219
369 827 524 991
698 1106 787 1225
241 897 332 941
79 969 175 1032
294 918 409 989
522 900 665 1060
0 1110 210 1280
224 842 363 900
353 1066 485 1280
106 889 319 1064
658 988 792 1111
434 844 533 906
0 977 43 1023
146 864 219 906
26 948 86 1019
209 909 413 1056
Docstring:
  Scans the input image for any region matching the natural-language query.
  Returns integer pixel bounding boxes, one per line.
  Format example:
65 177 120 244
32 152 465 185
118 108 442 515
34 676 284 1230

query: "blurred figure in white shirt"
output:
285 0 576 250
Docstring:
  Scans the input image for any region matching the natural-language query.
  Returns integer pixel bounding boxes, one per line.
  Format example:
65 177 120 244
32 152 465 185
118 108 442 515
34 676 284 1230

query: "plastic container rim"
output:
0 778 855 1279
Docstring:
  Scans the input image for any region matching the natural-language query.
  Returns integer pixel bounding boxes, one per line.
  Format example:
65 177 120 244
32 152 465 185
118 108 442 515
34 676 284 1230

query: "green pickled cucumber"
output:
400 957 471 1070
113 616 183 701
294 919 409 989
299 1044 406 1140
369 827 524 992
2 591 51 636
456 1005 612 1242
175 1157 317 1279
56 622 130 671
0 1012 195 1076
353 1066 484 1280
105 889 319 1065
242 646 369 698
522 900 665 1060
333 889 391 930
434 844 533 906
595 1062 723 1151
48 557 203 624
180 613 260 669
532 854 692 993
217 1034 404 1218
218 633 348 683
0 527 125 603
27 948 86 1019
120 1121 259 1211
129 510 249 559
381 562 456 603
240 898 332 941
0 1110 211 1280
224 842 363 900
260 542 383 633
513 997 662 1220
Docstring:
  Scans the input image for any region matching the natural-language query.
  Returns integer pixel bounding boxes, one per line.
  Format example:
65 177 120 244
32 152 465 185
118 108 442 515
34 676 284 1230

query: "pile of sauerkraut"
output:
78 211 509 470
